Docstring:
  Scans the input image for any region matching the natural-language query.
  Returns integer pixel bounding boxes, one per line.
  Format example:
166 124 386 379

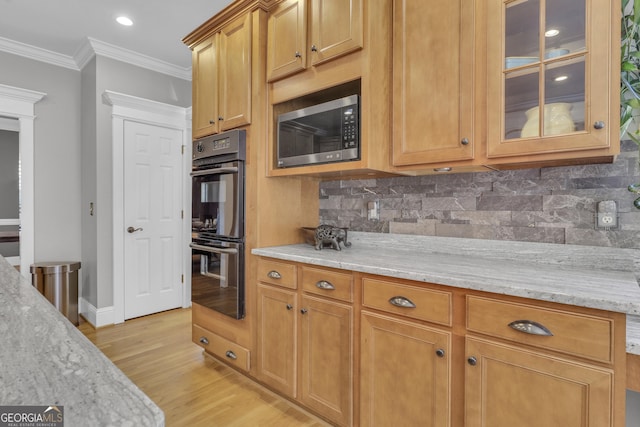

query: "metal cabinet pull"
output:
461 137 470 145
225 350 237 360
310 45 318 52
508 320 553 336
209 119 215 124
295 51 302 58
199 337 209 345
593 121 605 129
300 308 308 314
315 280 335 290
267 270 282 279
218 116 224 121
436 349 445 358
286 304 293 311
388 296 416 308
467 356 477 366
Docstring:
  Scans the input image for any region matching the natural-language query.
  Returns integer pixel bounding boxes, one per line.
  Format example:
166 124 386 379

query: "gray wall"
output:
0 128 19 257
0 50 191 309
320 140 640 249
87 56 191 308
0 51 82 265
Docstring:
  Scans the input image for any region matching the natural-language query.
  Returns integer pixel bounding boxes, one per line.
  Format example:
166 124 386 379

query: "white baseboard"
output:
79 298 115 327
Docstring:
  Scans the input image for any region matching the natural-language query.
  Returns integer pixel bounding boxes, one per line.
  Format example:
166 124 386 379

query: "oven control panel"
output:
192 129 246 162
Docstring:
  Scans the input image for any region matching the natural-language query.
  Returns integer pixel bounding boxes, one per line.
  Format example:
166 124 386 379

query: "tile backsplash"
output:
319 140 640 249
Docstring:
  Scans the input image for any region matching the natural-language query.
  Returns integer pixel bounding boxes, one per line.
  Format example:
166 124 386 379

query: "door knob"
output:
127 226 143 233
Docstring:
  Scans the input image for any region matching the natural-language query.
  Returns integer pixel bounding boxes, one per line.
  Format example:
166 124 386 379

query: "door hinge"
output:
181 274 184 284
181 209 184 219
181 145 185 155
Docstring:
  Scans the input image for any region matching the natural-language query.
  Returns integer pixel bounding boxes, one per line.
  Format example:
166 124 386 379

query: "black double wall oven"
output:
190 129 246 319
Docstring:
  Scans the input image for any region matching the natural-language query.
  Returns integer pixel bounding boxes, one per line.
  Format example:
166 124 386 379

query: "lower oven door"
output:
190 240 244 319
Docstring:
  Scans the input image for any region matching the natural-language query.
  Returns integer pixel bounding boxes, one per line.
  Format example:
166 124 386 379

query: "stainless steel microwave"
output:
276 94 359 168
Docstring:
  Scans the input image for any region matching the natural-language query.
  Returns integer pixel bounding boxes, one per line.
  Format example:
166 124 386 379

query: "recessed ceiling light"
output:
545 29 560 37
116 16 133 26
554 75 568 82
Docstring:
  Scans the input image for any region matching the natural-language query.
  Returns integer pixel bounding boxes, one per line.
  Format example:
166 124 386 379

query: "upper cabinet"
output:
392 0 475 167
191 13 252 139
486 0 617 159
266 0 363 82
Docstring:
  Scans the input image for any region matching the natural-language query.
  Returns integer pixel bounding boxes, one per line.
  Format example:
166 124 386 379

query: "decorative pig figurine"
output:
314 225 351 251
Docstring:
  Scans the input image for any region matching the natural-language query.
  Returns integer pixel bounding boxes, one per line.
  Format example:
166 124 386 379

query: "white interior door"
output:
123 120 183 319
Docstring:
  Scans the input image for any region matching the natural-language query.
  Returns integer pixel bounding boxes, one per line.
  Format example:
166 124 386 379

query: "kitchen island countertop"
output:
0 256 164 426
252 232 640 355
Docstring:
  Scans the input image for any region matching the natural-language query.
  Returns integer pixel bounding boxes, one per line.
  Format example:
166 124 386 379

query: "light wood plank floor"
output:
79 308 330 427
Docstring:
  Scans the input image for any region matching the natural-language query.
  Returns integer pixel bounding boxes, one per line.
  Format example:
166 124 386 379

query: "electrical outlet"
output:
595 200 618 230
367 200 380 221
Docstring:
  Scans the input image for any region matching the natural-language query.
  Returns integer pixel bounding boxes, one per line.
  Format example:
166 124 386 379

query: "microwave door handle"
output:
189 243 239 255
190 166 238 177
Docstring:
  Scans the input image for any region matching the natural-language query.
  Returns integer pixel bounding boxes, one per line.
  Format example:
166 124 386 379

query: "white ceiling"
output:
0 0 233 73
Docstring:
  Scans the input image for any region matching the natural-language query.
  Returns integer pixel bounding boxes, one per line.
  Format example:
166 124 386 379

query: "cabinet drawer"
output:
258 258 297 289
362 278 452 326
466 296 614 363
193 324 250 372
302 266 353 302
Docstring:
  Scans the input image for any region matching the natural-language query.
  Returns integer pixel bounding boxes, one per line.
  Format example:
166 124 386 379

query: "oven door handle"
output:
190 243 238 255
190 167 238 177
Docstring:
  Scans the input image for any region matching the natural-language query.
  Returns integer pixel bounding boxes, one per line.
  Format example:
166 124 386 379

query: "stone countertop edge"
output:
251 232 640 356
0 256 164 427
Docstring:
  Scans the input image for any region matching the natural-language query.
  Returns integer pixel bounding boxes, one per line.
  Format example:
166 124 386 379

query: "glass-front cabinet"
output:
487 0 615 158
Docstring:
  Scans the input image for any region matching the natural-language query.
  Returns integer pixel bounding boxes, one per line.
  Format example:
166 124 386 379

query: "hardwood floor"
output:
79 308 330 427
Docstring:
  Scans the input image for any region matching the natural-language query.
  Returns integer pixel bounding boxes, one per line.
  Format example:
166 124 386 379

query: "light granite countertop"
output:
252 232 640 356
0 256 164 426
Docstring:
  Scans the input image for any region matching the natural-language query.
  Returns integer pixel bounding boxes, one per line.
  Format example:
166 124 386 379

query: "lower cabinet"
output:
360 312 451 427
256 259 353 426
253 257 625 427
465 336 614 427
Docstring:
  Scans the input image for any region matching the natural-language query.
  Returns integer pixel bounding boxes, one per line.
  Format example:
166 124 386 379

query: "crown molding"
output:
0 36 191 81
0 36 79 70
80 38 191 81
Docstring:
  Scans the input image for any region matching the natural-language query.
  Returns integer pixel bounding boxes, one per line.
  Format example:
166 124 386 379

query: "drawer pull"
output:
225 350 237 360
435 348 445 358
267 270 282 279
388 296 416 308
315 280 335 290
467 356 477 366
199 337 209 345
508 320 554 336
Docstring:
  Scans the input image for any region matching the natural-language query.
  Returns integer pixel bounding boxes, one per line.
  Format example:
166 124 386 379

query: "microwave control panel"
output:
342 106 358 149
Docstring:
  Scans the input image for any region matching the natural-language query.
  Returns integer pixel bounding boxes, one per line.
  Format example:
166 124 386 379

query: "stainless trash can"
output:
30 261 81 326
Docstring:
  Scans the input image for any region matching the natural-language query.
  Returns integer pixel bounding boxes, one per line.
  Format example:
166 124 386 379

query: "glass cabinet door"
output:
487 0 613 157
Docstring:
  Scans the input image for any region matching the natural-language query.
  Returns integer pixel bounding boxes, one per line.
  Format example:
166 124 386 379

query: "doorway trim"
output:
0 83 46 276
102 90 191 324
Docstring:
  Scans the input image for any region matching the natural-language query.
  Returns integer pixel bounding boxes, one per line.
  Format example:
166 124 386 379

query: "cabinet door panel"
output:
192 35 219 139
486 0 613 157
219 12 251 131
257 284 297 397
267 0 307 81
360 312 451 427
392 0 474 166
309 0 363 66
300 296 352 426
465 337 613 427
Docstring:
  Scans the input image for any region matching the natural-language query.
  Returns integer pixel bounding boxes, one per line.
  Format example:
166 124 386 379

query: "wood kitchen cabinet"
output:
360 277 452 426
392 0 475 167
360 312 451 426
485 0 618 159
465 295 624 427
465 337 613 427
256 258 354 426
191 12 251 139
266 0 363 82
